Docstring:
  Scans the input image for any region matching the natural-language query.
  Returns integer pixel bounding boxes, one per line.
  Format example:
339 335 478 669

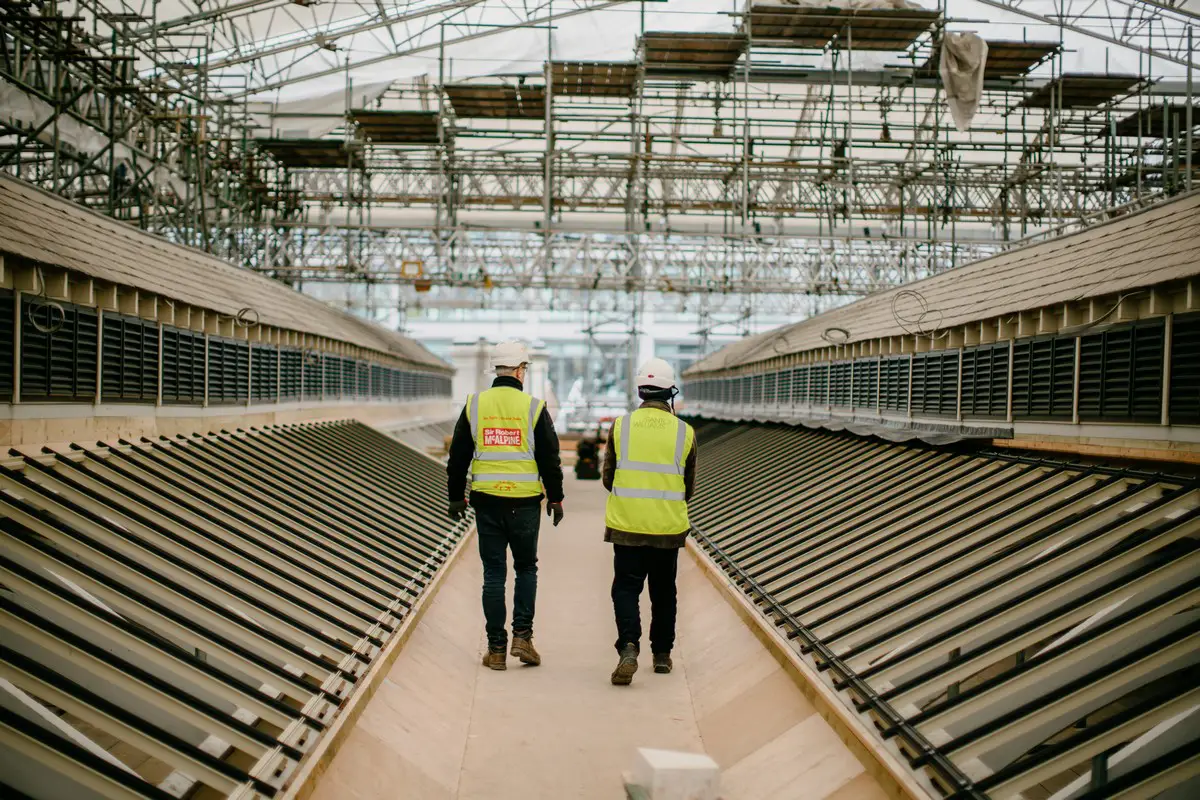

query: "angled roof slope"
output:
688 191 1200 374
0 175 447 370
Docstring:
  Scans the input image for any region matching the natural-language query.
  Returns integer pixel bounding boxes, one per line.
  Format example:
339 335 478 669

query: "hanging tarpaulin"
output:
939 32 988 132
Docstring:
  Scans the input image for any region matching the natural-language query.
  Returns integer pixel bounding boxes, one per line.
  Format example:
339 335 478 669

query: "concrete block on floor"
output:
627 748 721 800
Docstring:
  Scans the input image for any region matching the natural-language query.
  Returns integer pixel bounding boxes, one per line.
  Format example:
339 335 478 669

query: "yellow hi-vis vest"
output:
467 386 546 498
604 407 695 535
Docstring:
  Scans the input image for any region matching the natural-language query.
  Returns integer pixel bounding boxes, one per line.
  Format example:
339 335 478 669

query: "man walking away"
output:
447 341 565 671
602 358 697 685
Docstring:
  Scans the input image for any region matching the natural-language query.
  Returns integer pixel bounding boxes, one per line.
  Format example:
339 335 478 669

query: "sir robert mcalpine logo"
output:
483 427 523 447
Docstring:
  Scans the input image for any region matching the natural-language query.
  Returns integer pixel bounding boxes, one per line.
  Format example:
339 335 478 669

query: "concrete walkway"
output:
311 476 888 800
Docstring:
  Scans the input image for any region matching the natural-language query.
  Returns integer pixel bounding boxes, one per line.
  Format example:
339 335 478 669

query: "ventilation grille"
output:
20 297 99 402
912 351 958 416
853 358 878 410
1170 313 1200 425
763 371 778 405
810 364 829 405
0 290 14 401
790 366 809 405
324 355 343 398
776 368 792 405
961 343 1009 419
303 352 323 400
1012 337 1075 419
279 348 302 401
161 328 204 404
880 356 909 412
101 314 158 403
207 338 249 404
829 362 851 407
341 357 357 397
251 345 280 403
1079 320 1164 423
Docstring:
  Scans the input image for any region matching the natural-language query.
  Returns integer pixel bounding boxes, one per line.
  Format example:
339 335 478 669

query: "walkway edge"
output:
281 522 478 800
684 538 934 800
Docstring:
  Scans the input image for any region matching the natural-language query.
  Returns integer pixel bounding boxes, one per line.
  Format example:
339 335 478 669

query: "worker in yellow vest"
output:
447 341 565 671
603 358 697 685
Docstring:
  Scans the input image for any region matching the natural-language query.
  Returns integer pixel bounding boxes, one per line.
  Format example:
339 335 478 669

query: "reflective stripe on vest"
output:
467 388 544 497
604 408 692 535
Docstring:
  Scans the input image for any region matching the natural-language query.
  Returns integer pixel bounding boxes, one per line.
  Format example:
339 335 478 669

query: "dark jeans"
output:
611 544 679 655
476 503 541 649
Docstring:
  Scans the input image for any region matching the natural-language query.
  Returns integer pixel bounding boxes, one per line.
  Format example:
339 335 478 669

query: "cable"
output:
891 289 947 340
25 267 65 335
821 326 850 345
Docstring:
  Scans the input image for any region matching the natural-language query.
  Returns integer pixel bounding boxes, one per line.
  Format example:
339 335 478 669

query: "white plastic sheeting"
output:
939 32 988 131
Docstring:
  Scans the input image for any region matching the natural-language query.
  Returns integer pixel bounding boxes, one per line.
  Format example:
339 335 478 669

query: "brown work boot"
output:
510 635 541 666
653 653 673 674
481 648 507 671
611 643 639 686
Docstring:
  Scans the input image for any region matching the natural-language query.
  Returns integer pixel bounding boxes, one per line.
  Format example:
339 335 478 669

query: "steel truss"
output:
245 223 999 295
2 1 1197 320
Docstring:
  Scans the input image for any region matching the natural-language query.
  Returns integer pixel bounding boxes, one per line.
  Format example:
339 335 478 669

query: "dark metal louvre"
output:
911 350 959 416
280 348 303 401
19 297 99 402
1013 337 1075 419
341 358 357 398
0 290 14 401
251 345 280 403
207 337 249 404
961 343 1009 419
101 314 159 403
371 364 387 398
790 366 809 405
829 362 852 407
1079 320 1164 423
880 356 909 412
358 363 371 398
775 369 791 405
161 327 204 404
323 355 342 398
809 363 829 405
303 353 323 400
852 358 878 410
764 371 778 404
1170 313 1200 425
751 373 765 405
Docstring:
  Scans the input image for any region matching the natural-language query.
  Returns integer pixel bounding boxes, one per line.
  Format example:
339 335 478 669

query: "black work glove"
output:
547 502 564 527
448 500 468 521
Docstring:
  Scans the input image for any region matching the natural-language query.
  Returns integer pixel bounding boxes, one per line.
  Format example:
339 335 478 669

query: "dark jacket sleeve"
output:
534 408 565 503
684 432 699 502
446 407 474 502
601 425 616 492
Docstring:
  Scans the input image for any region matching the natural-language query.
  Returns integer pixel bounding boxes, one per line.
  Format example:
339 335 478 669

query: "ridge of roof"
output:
0 174 449 371
687 190 1200 375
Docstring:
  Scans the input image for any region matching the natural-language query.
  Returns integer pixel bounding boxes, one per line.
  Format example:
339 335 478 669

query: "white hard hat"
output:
490 340 531 369
635 358 676 390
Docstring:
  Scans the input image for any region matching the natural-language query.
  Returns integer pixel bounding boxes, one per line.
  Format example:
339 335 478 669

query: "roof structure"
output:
687 190 1200 374
0 176 448 370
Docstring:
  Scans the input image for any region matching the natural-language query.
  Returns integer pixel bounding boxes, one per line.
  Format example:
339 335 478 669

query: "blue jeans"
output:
476 504 541 649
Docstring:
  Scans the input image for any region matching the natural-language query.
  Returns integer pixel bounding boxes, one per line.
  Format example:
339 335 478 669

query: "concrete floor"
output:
311 476 888 800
